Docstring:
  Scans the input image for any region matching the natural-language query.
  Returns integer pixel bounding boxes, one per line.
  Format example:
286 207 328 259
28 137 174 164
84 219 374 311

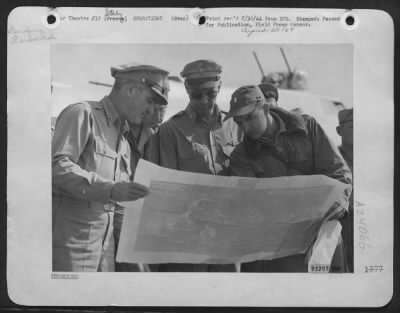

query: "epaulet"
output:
300 113 313 120
71 101 99 111
55 102 94 128
58 101 91 116
86 101 102 110
300 113 316 126
170 110 186 119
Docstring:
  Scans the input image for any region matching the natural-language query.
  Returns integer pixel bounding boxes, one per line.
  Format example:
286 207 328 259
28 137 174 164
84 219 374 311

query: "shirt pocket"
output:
94 136 117 179
94 136 117 159
178 143 209 172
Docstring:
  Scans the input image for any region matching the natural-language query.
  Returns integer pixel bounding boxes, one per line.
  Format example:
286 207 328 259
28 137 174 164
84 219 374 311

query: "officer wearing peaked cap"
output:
52 63 169 272
226 85 352 273
110 63 170 106
145 59 242 272
112 63 171 272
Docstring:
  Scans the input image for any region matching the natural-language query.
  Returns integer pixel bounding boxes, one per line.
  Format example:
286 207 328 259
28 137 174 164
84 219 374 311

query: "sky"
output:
51 43 352 109
50 44 352 144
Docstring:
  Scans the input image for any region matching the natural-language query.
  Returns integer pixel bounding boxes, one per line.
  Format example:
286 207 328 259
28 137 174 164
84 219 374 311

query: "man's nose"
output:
157 112 163 123
159 108 166 122
199 95 209 105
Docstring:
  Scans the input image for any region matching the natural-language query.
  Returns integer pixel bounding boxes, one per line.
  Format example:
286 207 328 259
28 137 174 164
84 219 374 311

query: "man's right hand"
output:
111 182 150 202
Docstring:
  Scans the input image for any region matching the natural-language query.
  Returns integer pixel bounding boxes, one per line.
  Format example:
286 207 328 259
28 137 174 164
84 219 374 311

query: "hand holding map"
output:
117 160 349 265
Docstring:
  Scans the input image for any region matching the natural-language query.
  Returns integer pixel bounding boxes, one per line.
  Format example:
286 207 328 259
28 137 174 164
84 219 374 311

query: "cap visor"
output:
151 88 168 105
223 102 256 122
188 81 220 89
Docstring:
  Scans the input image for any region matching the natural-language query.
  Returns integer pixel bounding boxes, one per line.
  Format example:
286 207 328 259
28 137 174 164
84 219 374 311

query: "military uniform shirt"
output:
147 105 242 175
52 96 132 202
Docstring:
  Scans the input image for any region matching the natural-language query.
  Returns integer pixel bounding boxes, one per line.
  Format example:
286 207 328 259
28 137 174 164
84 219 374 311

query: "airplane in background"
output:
51 48 348 145
251 48 346 145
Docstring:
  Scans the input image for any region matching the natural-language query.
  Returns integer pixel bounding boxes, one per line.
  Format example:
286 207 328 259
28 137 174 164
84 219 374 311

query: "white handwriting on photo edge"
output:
355 201 371 250
8 27 56 44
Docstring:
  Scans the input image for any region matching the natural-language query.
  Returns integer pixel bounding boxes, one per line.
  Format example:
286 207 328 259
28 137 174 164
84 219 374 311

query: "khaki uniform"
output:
145 105 242 271
147 106 241 175
230 107 352 272
52 97 131 272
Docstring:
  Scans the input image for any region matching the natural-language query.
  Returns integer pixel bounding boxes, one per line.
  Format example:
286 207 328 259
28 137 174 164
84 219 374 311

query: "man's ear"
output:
126 82 139 97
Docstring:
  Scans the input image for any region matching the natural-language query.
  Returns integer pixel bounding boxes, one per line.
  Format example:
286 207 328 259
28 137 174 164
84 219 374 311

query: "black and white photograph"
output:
51 44 354 274
7 7 394 307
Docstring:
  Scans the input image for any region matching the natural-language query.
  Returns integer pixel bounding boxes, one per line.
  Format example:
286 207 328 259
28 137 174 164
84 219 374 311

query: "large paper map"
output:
117 160 348 264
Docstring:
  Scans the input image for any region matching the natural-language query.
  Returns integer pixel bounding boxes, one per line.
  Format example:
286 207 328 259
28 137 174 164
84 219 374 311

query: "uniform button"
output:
82 189 86 195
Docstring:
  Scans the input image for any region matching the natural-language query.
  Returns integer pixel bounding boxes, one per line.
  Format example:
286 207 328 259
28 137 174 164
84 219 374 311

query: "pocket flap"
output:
94 137 117 159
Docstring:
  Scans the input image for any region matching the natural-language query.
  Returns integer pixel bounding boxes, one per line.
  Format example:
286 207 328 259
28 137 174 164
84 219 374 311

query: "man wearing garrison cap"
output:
336 108 354 272
52 63 169 272
225 85 352 272
145 59 242 272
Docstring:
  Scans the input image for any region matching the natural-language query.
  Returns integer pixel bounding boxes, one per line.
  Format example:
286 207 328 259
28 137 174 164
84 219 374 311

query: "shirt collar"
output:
184 104 223 128
101 96 121 128
269 107 308 135
244 107 308 155
258 113 283 145
270 111 286 135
